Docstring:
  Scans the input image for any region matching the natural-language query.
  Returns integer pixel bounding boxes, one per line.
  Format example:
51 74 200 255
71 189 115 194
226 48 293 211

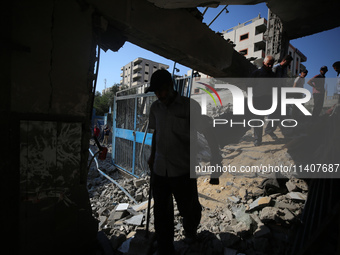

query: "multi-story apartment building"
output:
120 57 169 88
222 14 306 75
223 14 267 68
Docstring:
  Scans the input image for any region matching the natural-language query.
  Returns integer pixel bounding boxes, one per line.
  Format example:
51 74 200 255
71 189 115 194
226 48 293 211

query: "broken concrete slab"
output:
124 214 144 226
116 203 129 211
232 221 252 237
274 201 298 211
133 179 147 188
259 207 281 222
286 179 299 192
280 208 295 221
286 192 307 201
248 196 272 211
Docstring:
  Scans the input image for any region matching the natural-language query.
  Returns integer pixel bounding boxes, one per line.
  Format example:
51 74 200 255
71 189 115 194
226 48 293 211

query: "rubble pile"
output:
195 177 308 255
87 165 307 254
88 141 308 254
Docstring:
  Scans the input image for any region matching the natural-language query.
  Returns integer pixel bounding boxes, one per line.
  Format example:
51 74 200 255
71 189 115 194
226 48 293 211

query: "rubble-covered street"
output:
88 127 309 255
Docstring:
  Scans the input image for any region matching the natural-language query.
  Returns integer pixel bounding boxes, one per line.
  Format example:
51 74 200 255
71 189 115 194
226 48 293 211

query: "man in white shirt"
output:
290 70 308 117
333 61 340 103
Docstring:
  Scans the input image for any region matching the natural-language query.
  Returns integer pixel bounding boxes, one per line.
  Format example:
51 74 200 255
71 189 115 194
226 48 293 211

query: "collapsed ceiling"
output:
87 0 340 77
147 0 340 39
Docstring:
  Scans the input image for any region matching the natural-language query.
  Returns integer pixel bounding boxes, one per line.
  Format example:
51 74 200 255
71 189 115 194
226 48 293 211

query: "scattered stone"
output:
228 196 240 203
286 192 307 201
248 196 272 211
274 201 298 211
286 179 299 192
280 208 295 222
259 207 281 222
133 179 147 188
233 221 251 237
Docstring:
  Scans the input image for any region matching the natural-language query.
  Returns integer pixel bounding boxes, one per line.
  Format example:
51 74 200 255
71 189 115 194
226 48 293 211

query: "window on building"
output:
239 49 248 56
240 33 249 41
194 88 200 94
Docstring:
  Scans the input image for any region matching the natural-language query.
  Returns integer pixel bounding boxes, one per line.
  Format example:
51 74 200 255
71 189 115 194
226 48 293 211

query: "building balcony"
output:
133 72 142 79
133 57 143 64
133 64 143 71
254 33 265 43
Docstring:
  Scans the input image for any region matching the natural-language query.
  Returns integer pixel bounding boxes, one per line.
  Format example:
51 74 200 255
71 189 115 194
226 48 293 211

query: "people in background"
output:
333 61 340 103
290 70 308 118
307 66 328 118
264 55 294 140
251 55 276 146
103 125 110 145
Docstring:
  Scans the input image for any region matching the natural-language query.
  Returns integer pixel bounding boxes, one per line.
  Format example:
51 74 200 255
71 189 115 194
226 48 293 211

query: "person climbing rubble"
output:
145 69 221 255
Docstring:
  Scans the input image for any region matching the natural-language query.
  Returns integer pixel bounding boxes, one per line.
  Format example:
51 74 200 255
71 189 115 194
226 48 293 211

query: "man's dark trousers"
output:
312 93 325 117
152 173 201 254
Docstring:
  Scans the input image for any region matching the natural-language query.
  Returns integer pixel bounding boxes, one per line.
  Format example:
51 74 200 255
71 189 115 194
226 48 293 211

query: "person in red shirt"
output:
93 124 100 138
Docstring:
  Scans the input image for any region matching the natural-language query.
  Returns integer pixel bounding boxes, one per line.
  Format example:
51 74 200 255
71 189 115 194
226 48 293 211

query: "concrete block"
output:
116 203 129 211
286 192 307 201
124 214 144 226
274 201 298 211
248 196 272 211
259 207 280 222
286 180 298 192
281 208 295 221
133 179 147 188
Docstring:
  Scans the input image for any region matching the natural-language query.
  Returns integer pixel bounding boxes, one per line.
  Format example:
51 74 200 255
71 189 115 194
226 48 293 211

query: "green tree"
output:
93 83 121 115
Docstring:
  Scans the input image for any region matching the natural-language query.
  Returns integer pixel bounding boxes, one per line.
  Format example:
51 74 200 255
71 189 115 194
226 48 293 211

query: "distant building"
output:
120 57 169 88
222 14 307 76
102 87 111 95
287 44 307 76
223 14 267 68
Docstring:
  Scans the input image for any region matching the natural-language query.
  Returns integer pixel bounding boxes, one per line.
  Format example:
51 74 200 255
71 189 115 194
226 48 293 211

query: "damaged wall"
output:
2 1 98 254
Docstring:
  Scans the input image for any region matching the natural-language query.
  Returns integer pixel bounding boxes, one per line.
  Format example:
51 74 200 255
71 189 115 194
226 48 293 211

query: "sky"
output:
95 3 340 95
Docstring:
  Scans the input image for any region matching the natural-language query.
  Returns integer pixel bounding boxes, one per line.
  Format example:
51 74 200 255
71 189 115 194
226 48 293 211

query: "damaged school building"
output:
2 0 340 254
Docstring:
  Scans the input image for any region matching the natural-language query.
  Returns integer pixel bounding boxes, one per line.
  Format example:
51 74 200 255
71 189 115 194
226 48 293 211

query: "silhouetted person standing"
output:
265 55 293 139
251 55 276 146
146 69 221 255
307 66 328 118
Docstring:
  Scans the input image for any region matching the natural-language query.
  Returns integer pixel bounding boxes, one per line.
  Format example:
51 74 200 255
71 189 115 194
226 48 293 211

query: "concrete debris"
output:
248 196 272 211
88 143 308 255
287 192 307 201
228 196 240 203
124 214 144 226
